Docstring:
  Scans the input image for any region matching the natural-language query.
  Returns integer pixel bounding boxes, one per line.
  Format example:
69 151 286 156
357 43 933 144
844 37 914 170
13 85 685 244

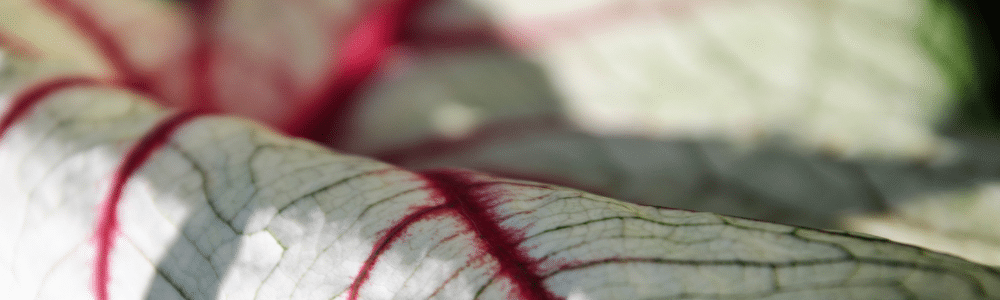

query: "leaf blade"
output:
3 87 1000 299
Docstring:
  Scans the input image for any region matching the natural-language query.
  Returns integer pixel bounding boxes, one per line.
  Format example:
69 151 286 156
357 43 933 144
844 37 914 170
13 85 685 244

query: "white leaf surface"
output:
332 2 996 265
455 0 975 159
0 0 359 129
3 81 1000 299
337 45 1000 266
2 0 997 298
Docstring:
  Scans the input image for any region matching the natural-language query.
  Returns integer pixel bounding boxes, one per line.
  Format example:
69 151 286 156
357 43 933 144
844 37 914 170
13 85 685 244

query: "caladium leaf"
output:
373 117 1000 267
449 0 977 159
330 0 996 266
337 45 1000 267
4 77 1000 299
2 0 998 298
0 0 359 131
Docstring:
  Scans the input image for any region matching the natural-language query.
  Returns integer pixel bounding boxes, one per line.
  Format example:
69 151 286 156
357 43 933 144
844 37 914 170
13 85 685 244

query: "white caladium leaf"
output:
339 46 1000 266
3 0 998 298
0 0 359 130
455 0 976 159
3 77 1000 299
330 0 996 267
842 162 1000 267
375 120 1000 267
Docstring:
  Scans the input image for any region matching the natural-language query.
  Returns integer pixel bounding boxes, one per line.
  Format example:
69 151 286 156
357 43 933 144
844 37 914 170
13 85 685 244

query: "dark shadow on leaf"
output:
144 145 252 300
379 123 1000 233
